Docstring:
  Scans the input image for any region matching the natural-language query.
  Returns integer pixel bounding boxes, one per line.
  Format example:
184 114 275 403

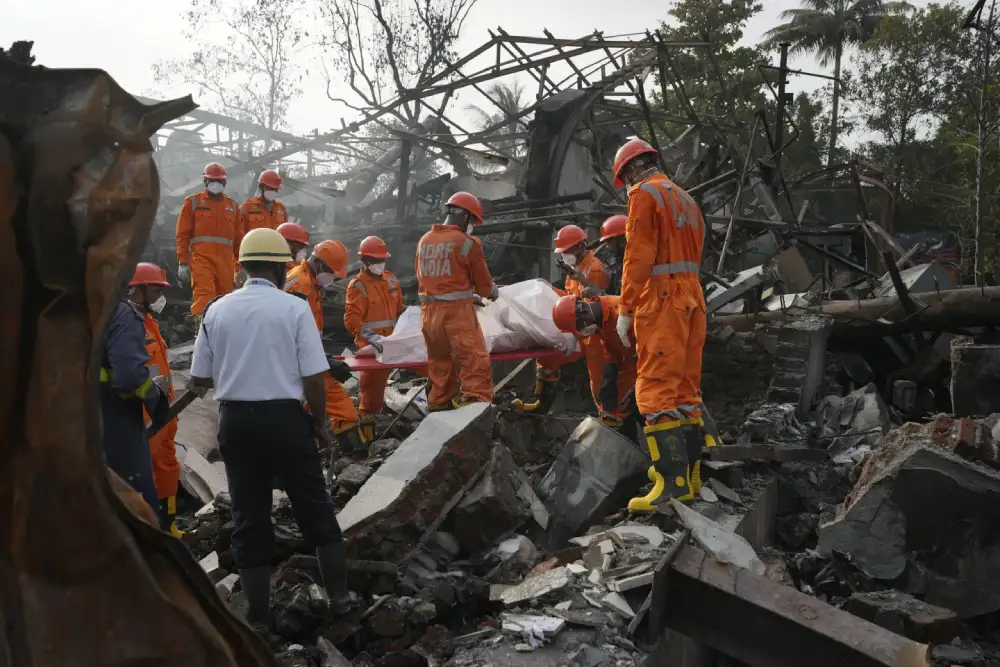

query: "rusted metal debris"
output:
0 46 272 666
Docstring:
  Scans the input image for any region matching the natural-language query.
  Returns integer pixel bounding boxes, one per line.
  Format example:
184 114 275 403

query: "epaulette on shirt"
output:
289 292 309 302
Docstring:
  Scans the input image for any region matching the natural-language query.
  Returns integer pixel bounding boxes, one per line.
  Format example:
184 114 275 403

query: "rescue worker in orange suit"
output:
278 221 311 268
600 214 628 295
127 262 183 537
551 294 640 436
612 138 710 510
415 192 499 409
344 236 405 445
237 170 289 254
512 223 609 414
176 162 243 316
285 239 364 454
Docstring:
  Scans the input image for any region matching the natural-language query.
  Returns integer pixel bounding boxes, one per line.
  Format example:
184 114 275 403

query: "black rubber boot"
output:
316 541 353 615
239 566 273 630
336 426 364 459
511 378 558 414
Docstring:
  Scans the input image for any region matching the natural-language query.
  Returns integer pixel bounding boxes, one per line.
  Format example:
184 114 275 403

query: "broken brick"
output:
844 590 960 645
337 404 495 562
452 443 532 554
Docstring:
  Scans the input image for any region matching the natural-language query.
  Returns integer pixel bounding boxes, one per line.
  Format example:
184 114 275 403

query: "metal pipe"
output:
717 115 761 273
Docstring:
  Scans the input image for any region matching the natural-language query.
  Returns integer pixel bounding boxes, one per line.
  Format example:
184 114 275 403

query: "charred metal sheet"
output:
0 51 272 666
657 545 933 667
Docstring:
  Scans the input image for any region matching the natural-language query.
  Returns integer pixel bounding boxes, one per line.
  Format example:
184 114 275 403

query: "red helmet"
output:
277 222 310 245
554 224 587 253
130 262 170 287
445 192 483 224
313 240 349 278
203 162 227 180
358 235 390 259
600 215 627 241
611 138 658 187
259 169 282 190
552 295 580 334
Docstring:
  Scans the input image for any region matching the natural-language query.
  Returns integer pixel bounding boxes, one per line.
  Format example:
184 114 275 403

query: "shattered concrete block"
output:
497 535 539 568
535 418 649 553
844 590 961 645
951 341 1000 417
492 566 570 606
337 404 495 561
215 573 239 598
740 403 806 445
818 421 1000 617
817 383 891 463
335 463 375 492
178 445 229 504
671 500 766 576
199 551 223 582
500 613 565 638
452 444 534 553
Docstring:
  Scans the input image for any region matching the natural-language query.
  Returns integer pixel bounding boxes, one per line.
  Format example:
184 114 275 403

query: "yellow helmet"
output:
239 227 292 263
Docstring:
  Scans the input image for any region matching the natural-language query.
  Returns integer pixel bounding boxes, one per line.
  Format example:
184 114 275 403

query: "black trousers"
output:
218 399 343 569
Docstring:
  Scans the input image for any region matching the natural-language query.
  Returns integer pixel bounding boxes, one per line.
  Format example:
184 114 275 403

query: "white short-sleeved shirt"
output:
191 278 330 401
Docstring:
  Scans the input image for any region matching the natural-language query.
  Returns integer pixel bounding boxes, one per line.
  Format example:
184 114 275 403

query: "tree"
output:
848 5 959 222
317 0 478 125
464 80 531 162
764 0 910 167
657 0 768 134
152 0 307 142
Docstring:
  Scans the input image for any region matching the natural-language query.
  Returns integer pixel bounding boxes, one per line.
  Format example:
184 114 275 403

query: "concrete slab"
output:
170 369 220 458
177 444 228 504
337 403 495 561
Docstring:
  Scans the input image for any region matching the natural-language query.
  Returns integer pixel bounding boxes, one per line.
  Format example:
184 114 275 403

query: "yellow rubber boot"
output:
359 415 377 446
335 423 364 458
161 496 184 538
511 371 559 414
628 421 693 512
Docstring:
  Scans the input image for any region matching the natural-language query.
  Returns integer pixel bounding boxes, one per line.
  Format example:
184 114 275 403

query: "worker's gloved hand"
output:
367 334 384 353
151 375 170 396
473 296 486 308
177 264 190 285
616 314 633 348
488 283 500 301
315 422 335 450
581 285 605 298
328 359 354 383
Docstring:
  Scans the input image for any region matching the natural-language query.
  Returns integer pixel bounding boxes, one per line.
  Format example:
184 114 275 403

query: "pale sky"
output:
2 0 940 138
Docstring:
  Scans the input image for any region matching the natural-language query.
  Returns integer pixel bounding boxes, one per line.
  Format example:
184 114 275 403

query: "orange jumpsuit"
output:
344 269 405 416
236 196 288 257
284 260 359 430
175 190 242 315
415 225 495 407
140 312 179 500
538 251 610 402
593 295 638 420
621 173 706 421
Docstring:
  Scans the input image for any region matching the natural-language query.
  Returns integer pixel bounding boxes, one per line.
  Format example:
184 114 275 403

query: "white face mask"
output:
295 249 308 263
206 182 225 195
466 223 475 235
579 324 598 336
560 253 577 267
316 272 338 289
263 190 277 202
150 295 167 314
367 262 386 276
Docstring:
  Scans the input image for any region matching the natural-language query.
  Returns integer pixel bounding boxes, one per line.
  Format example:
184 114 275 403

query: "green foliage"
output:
655 0 768 135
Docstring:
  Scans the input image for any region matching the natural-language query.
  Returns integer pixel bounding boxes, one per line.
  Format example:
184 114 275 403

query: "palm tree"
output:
764 0 910 167
465 80 531 162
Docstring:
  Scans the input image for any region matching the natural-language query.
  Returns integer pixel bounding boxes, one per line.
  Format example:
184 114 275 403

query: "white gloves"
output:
177 264 190 284
616 314 633 348
368 334 385 352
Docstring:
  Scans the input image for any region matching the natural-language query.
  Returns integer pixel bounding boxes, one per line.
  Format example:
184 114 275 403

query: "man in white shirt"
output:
188 228 351 636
